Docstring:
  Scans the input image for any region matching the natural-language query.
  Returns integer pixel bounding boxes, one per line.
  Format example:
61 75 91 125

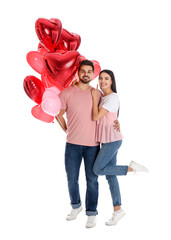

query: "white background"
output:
0 0 171 239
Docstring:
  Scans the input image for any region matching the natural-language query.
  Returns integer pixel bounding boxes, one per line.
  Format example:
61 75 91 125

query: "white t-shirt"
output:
100 93 119 113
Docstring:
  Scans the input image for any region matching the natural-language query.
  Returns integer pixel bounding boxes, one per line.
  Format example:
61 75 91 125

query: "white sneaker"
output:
105 209 126 226
66 206 83 221
85 216 96 228
129 161 148 173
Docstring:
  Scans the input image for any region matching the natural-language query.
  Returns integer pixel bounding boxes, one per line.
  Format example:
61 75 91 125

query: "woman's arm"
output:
91 86 108 121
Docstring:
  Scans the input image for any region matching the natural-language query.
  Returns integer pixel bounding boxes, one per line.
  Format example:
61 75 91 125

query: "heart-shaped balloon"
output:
31 104 54 123
80 56 101 80
41 73 64 91
44 51 80 88
91 60 101 79
35 18 62 52
26 47 49 74
23 76 45 104
58 28 81 51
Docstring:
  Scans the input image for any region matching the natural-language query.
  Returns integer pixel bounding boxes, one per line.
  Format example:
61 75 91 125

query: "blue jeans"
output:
65 143 100 216
93 140 128 206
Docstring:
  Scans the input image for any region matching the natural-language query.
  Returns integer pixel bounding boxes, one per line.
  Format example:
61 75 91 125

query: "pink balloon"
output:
31 105 54 123
26 48 49 74
41 87 61 116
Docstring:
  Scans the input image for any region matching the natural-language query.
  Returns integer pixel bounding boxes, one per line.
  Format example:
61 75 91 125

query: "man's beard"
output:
79 77 92 84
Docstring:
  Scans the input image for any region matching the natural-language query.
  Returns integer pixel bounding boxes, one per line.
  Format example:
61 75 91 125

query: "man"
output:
56 60 119 228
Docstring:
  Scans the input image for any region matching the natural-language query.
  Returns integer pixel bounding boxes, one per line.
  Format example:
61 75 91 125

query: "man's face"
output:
78 65 94 84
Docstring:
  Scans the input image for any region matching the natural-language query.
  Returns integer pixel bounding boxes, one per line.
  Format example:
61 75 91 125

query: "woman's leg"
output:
93 140 128 176
105 148 122 207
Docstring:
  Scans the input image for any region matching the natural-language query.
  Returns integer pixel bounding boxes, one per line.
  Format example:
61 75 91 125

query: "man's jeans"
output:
93 140 128 206
65 143 100 216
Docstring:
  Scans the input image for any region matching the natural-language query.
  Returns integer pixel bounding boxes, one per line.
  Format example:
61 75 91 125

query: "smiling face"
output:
99 72 112 91
78 65 94 84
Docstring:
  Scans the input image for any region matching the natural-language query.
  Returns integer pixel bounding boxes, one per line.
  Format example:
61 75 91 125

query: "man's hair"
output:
78 60 94 72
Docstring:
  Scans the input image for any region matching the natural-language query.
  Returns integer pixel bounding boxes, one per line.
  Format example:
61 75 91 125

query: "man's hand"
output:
114 119 120 132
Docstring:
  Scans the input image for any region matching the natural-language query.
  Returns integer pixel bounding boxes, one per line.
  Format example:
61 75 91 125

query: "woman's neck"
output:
103 88 113 96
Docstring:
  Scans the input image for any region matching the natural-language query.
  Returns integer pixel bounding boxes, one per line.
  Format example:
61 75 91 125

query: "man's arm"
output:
55 109 67 133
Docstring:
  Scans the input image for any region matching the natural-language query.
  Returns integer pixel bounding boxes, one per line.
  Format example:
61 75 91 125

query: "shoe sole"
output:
86 223 96 228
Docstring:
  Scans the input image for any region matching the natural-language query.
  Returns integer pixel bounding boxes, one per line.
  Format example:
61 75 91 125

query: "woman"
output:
91 69 148 226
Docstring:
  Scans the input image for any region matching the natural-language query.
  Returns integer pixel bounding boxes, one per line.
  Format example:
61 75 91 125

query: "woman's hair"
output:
99 69 117 93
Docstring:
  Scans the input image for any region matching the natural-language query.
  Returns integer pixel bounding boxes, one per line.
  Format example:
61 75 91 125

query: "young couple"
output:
56 60 148 228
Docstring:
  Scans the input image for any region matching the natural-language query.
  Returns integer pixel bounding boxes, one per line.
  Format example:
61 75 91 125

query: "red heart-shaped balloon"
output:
35 18 62 52
23 76 45 104
41 73 64 91
58 28 81 51
26 47 49 74
44 51 80 88
31 104 54 123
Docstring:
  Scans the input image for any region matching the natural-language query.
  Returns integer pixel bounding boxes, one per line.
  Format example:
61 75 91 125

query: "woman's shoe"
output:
129 161 148 173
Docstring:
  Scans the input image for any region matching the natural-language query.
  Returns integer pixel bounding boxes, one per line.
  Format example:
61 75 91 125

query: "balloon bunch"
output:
24 18 101 123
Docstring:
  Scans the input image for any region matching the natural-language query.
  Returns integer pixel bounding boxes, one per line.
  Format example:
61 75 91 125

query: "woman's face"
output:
99 72 112 91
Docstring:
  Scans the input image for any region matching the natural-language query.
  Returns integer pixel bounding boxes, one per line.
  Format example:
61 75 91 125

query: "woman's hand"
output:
91 85 99 101
71 78 78 87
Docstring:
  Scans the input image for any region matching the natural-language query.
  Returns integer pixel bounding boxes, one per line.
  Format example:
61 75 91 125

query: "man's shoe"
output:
66 206 83 221
85 216 96 228
129 161 148 173
105 209 126 226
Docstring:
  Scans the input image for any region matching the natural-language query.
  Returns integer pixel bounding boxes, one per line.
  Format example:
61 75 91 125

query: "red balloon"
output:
92 60 101 79
23 76 45 104
44 51 80 88
31 105 54 123
26 47 49 74
38 42 44 49
58 29 81 51
80 56 101 80
41 73 64 91
35 18 62 52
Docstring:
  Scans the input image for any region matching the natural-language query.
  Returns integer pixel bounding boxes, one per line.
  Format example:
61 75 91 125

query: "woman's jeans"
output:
93 140 128 206
65 143 100 216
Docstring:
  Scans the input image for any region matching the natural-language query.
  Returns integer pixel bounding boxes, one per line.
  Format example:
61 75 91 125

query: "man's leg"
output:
65 143 82 209
83 145 100 216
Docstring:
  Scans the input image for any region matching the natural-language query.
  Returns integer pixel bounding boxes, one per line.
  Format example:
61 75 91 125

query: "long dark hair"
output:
99 69 120 117
99 69 117 93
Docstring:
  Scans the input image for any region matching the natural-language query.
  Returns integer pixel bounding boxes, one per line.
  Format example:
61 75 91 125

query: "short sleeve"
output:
59 89 68 111
102 94 119 113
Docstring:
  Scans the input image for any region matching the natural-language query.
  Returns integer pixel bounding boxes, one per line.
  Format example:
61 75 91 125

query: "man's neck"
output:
77 81 91 90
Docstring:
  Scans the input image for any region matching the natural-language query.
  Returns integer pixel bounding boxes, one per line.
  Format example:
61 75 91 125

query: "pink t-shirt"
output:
59 85 101 146
96 93 123 143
